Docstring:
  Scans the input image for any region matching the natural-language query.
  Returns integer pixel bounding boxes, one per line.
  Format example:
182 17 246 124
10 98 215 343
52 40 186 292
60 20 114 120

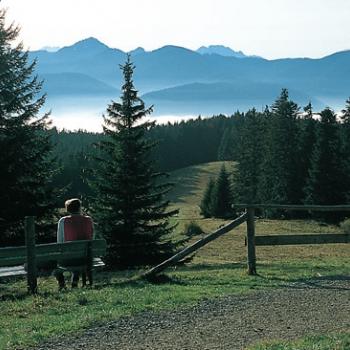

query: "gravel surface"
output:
33 276 350 350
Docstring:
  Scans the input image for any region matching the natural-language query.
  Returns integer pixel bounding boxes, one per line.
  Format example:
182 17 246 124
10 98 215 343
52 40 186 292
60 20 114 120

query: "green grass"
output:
249 332 350 349
1 161 349 349
1 258 349 349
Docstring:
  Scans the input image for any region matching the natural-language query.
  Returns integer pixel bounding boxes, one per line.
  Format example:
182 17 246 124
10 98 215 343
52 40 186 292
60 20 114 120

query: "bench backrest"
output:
0 239 106 267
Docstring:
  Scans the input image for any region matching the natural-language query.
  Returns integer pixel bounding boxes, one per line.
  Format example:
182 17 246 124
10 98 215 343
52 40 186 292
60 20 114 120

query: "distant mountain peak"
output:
129 47 146 56
197 45 247 58
60 37 109 53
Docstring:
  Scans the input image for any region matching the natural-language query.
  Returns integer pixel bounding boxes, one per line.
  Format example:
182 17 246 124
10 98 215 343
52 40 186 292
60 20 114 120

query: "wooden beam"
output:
255 233 350 246
233 204 350 211
143 212 247 278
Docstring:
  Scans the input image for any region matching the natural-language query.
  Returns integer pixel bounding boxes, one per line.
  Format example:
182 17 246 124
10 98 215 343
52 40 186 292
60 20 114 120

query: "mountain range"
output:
30 37 350 116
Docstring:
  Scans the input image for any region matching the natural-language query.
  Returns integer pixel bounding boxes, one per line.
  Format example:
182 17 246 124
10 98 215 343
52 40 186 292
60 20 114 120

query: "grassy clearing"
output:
249 332 350 350
1 258 348 349
0 161 349 349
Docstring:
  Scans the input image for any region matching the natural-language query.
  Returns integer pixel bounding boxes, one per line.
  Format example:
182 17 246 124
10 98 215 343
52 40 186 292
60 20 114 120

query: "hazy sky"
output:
1 0 350 59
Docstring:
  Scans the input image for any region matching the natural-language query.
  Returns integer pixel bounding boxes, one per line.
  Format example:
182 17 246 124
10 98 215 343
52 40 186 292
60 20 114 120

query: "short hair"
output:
65 198 81 214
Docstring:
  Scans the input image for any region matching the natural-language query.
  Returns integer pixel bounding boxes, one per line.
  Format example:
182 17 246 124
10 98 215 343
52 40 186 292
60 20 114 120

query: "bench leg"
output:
71 272 80 288
88 269 93 286
82 272 87 287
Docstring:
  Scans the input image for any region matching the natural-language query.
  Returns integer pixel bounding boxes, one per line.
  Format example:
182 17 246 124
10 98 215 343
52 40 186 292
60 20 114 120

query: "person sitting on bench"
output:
55 198 94 289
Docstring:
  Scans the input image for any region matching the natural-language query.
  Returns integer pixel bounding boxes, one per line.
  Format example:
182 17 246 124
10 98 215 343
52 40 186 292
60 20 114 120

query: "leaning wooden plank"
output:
255 233 350 246
143 212 247 278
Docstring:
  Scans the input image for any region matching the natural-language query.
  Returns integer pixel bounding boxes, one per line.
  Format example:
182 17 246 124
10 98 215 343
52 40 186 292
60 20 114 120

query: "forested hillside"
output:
52 91 350 224
50 114 241 200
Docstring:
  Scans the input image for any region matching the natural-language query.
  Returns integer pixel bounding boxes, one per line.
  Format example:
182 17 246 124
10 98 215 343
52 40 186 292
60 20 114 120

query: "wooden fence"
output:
144 204 350 278
234 204 350 275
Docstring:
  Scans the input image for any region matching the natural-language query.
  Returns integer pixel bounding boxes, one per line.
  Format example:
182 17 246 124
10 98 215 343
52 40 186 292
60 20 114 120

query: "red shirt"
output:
57 215 93 242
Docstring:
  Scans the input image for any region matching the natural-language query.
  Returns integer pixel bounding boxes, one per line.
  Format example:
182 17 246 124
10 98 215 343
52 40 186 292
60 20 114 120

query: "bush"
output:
340 218 350 234
184 222 204 237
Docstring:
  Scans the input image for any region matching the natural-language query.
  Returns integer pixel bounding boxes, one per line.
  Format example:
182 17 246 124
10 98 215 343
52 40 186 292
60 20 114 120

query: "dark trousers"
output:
55 269 91 289
55 269 80 288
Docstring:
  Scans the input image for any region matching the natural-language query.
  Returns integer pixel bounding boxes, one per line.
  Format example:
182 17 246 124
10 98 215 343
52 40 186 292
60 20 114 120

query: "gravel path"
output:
34 276 350 350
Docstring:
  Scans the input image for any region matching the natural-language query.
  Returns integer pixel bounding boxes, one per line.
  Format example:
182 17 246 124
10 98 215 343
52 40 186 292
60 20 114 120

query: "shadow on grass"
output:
252 263 350 291
284 275 350 291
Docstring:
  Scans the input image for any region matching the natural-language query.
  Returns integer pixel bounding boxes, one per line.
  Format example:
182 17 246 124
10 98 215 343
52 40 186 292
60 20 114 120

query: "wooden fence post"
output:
246 207 257 275
25 216 37 294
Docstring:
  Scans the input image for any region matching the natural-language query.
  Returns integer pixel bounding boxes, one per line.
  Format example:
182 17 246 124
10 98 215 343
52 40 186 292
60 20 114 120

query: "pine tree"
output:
210 164 233 218
257 89 299 217
0 9 58 246
91 57 179 268
200 178 215 218
304 107 346 221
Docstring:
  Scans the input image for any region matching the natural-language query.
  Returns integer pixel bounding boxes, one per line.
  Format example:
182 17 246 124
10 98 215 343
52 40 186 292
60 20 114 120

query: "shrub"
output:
340 218 350 234
184 222 204 237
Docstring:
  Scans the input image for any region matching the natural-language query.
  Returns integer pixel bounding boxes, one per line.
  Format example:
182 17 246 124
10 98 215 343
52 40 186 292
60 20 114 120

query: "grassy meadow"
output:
0 161 349 349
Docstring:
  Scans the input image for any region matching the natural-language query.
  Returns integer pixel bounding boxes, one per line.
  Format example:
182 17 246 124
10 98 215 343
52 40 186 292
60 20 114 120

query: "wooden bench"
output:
0 217 106 293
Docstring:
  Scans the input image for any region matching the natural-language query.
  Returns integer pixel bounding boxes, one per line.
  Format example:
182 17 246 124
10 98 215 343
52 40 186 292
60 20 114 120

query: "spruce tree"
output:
91 57 179 268
210 164 232 218
200 178 215 218
304 108 346 221
257 89 299 217
0 9 57 246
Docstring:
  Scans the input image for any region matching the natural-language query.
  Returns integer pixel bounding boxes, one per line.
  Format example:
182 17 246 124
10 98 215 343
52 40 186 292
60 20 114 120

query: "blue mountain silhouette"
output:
30 37 350 113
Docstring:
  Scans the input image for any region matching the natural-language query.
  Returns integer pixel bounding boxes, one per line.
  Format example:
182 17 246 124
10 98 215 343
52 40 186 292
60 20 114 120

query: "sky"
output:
1 0 350 59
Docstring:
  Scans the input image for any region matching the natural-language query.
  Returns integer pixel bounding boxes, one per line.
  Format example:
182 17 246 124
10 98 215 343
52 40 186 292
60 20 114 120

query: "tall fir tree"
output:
210 164 233 218
91 57 179 268
0 8 58 246
257 89 299 217
304 107 346 221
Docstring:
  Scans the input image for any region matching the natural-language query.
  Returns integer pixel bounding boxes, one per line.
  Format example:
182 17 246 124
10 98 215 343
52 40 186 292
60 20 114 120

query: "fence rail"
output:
239 204 350 275
233 204 350 211
255 233 349 246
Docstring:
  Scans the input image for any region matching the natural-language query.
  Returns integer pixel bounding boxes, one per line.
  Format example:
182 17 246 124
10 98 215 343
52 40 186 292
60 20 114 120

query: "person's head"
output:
65 198 82 214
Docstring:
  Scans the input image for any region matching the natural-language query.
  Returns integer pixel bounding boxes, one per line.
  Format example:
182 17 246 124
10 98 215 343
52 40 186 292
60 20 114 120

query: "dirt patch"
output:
32 276 350 350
